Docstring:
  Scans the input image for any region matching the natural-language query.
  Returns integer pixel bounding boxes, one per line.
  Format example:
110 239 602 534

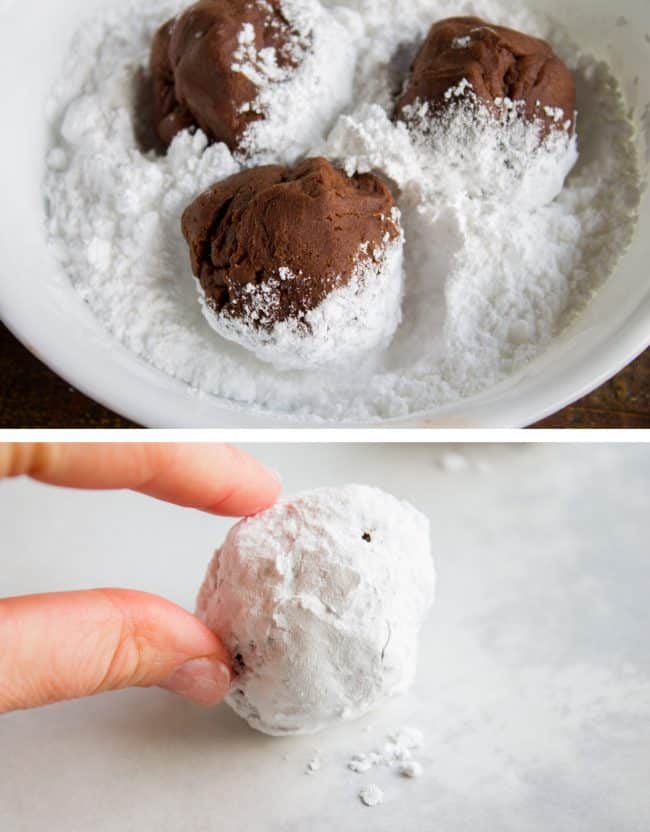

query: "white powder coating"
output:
196 485 435 736
359 784 384 807
388 86 578 211
44 0 642 423
230 0 357 162
198 235 405 369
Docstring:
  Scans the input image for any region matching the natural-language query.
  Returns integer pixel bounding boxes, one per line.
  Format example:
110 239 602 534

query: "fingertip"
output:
12 442 283 519
97 588 233 677
158 656 232 706
0 589 233 712
242 455 283 513
201 454 282 518
252 467 282 514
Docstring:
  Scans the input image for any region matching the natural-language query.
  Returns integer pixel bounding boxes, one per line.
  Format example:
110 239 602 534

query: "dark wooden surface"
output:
0 322 648 429
533 351 650 428
0 324 137 429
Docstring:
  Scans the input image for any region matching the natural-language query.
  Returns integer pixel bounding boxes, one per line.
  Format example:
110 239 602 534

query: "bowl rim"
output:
2 279 649 429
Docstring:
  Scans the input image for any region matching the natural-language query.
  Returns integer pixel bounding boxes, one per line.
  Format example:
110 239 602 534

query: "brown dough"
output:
181 157 400 326
150 0 303 151
395 17 576 134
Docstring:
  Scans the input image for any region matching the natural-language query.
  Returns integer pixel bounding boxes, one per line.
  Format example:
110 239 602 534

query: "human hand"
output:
0 443 280 714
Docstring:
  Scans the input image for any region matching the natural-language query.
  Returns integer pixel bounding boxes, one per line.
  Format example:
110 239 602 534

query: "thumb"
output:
0 589 232 714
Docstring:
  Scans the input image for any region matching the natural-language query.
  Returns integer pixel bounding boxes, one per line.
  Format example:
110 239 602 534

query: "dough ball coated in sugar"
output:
196 485 435 736
182 158 404 369
150 0 356 159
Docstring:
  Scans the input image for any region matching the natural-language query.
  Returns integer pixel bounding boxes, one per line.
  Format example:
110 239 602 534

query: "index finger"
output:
0 443 281 517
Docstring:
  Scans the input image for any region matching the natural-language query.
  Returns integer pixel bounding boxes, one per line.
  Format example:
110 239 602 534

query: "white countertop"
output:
1 444 649 831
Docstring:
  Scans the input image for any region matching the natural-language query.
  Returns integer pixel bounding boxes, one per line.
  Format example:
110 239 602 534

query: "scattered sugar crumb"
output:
399 761 424 778
438 452 470 473
306 753 323 774
348 726 425 775
359 784 384 807
438 451 492 475
348 752 381 773
389 727 424 750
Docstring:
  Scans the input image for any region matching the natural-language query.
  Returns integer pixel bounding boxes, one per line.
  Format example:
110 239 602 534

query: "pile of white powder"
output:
44 0 642 422
353 727 426 806
304 726 427 808
348 726 426 777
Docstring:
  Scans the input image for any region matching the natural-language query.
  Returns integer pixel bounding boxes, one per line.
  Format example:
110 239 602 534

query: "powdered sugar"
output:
452 35 471 49
348 727 426 775
306 753 323 774
359 784 384 806
399 760 423 778
232 0 357 162
386 85 578 209
197 235 404 369
44 0 641 423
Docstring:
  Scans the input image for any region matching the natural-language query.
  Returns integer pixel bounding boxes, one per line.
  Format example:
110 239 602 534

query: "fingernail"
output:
159 658 231 706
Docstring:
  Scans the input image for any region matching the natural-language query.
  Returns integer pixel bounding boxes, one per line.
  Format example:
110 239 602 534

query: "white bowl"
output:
0 0 648 428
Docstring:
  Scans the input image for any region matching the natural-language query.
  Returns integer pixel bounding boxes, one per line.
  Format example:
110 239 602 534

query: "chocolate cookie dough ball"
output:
395 17 576 135
151 0 355 160
182 157 404 369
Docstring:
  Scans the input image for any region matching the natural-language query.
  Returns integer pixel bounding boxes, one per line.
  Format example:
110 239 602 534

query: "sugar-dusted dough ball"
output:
393 18 578 209
196 485 434 736
150 0 356 159
182 157 404 369
150 0 292 149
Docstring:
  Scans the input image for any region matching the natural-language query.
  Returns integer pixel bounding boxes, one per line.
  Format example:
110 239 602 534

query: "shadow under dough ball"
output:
150 0 303 150
181 157 404 368
395 16 576 134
